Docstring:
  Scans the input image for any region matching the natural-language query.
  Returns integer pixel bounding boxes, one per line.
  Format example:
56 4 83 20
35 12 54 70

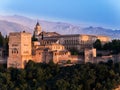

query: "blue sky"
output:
0 0 120 29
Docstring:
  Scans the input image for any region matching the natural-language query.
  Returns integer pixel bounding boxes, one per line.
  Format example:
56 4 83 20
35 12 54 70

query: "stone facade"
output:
32 42 97 64
34 22 60 40
6 23 112 68
7 31 114 69
69 55 84 63
39 31 60 38
84 48 96 63
7 32 32 68
43 34 110 51
32 43 71 64
34 22 110 51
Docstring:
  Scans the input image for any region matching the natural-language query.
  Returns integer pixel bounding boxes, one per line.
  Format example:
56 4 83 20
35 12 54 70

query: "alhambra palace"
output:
0 22 119 68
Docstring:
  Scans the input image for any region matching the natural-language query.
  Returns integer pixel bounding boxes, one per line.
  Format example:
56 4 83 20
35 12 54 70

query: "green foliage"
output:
1 61 120 90
32 32 38 41
0 32 4 47
93 39 102 50
103 39 120 54
0 33 9 57
93 39 120 55
4 35 9 56
66 60 71 64
69 48 79 55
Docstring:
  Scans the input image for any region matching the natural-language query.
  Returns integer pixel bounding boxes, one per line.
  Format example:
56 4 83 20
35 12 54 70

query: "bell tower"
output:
34 22 42 39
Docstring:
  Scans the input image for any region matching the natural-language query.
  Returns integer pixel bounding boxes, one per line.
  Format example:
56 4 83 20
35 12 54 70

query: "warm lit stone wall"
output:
84 48 96 63
44 34 110 51
7 32 32 68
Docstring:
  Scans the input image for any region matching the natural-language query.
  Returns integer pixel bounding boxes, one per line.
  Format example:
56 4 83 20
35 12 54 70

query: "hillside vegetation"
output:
0 60 120 90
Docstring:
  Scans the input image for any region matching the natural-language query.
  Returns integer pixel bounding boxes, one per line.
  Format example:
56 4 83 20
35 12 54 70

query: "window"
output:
39 52 41 55
12 48 18 54
55 53 56 56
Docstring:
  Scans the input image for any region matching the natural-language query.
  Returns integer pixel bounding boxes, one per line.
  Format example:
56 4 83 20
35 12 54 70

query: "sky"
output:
0 0 120 29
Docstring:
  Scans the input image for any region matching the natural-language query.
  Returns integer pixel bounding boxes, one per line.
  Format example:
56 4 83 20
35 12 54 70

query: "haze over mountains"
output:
0 15 120 39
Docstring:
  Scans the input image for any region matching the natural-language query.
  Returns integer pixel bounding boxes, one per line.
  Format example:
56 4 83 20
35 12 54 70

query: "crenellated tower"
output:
7 31 32 68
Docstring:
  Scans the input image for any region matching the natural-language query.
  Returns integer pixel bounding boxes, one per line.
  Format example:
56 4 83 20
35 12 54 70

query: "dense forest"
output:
0 60 120 90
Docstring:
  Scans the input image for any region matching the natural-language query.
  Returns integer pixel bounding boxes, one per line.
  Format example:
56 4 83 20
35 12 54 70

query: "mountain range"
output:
0 15 120 39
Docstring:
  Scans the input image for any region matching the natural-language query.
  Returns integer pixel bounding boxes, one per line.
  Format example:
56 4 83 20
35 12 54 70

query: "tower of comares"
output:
7 31 32 68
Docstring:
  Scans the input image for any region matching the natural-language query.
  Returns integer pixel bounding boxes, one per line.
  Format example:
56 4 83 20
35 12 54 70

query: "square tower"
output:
7 32 32 68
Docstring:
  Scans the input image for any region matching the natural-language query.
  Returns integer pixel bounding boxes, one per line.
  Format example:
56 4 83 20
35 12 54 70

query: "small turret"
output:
36 22 40 26
34 21 42 39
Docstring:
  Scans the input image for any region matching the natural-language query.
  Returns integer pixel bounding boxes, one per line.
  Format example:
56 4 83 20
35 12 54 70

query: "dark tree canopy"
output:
103 39 120 54
93 39 120 54
93 39 102 50
0 32 4 47
32 32 38 41
0 60 120 90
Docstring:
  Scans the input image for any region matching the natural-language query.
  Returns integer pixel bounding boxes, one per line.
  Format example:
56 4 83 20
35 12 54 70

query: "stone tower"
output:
84 48 96 63
7 31 32 68
34 22 42 39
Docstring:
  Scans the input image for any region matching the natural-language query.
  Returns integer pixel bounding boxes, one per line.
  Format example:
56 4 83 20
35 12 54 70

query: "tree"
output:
111 40 120 54
93 39 102 50
1 60 120 90
102 39 120 54
32 32 38 41
66 60 71 64
56 79 70 90
4 35 9 56
0 32 4 47
69 48 79 55
103 42 111 50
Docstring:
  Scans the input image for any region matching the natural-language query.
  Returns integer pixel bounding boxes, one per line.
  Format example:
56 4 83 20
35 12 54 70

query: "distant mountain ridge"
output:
0 20 32 35
0 15 120 39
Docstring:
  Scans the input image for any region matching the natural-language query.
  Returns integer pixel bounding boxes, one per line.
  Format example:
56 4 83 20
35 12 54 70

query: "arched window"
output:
12 48 18 54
